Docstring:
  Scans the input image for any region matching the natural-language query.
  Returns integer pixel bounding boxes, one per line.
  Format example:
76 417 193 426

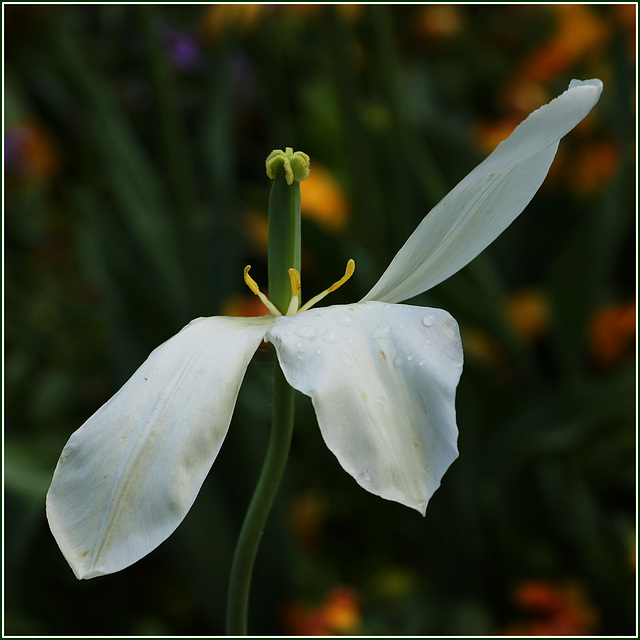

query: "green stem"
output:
226 160 305 634
267 176 302 314
225 361 295 635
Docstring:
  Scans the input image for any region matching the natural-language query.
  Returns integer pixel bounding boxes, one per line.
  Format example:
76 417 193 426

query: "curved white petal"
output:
362 78 603 304
266 302 462 514
46 315 271 579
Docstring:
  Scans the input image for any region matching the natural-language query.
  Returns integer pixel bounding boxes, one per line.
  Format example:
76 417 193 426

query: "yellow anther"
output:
327 259 355 293
243 265 260 296
288 268 301 298
243 266 282 316
243 260 355 317
285 268 302 315
299 259 356 313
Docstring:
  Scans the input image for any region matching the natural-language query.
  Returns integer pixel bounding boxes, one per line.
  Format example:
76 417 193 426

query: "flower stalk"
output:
226 149 308 634
225 361 295 635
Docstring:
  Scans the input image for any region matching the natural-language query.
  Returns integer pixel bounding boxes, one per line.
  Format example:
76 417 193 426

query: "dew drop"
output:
407 354 414 361
315 348 323 355
322 328 343 343
297 351 305 360
296 341 303 348
335 313 355 327
418 359 426 366
422 313 437 327
423 337 432 346
295 325 318 340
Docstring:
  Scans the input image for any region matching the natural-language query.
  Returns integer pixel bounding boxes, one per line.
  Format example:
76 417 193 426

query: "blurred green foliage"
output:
4 4 636 636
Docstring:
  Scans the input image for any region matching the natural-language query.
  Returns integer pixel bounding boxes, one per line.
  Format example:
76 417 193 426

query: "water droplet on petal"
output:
418 359 426 366
296 341 303 348
295 325 318 340
335 313 355 327
422 313 436 327
423 337 432 346
297 351 305 360
315 348 323 355
407 354 414 361
322 328 343 343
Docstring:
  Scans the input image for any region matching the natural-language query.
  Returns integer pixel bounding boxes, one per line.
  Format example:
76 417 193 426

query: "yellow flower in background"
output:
415 4 466 41
201 3 360 41
300 163 349 231
459 327 504 371
282 585 361 635
201 4 265 41
505 289 550 341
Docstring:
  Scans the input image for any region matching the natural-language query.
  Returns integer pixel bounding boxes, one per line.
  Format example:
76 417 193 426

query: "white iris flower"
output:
46 79 603 579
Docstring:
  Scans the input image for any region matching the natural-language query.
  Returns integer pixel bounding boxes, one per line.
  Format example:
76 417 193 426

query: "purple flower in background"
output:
4 127 29 174
4 123 57 178
162 27 201 71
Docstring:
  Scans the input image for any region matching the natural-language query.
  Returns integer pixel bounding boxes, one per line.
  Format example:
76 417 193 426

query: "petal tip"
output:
568 78 603 105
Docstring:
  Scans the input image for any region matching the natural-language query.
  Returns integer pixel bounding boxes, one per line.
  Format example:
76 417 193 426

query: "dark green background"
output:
4 4 636 635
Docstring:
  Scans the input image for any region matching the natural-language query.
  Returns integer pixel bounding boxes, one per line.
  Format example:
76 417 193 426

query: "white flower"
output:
46 79 603 579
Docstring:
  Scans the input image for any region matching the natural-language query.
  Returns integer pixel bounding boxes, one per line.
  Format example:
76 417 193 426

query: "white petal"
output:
46 315 271 579
362 79 603 304
266 302 462 514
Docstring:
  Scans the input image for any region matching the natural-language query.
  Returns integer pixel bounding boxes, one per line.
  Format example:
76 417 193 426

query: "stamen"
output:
285 269 301 315
299 259 356 312
243 266 282 316
288 268 301 298
327 259 355 293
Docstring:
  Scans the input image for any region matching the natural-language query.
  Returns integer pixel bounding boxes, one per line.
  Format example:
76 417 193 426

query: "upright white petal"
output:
46 316 271 579
362 79 603 304
266 302 462 514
